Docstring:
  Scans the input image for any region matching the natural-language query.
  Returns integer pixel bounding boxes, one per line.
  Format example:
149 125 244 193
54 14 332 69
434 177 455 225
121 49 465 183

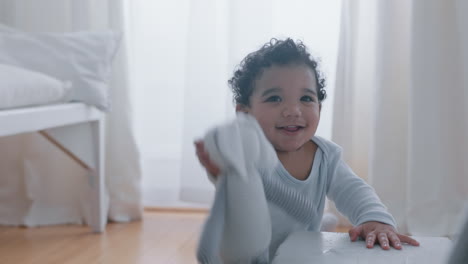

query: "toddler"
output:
195 38 419 262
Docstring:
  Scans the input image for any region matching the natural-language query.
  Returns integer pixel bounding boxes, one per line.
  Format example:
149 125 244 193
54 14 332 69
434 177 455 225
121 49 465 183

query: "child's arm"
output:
327 154 419 249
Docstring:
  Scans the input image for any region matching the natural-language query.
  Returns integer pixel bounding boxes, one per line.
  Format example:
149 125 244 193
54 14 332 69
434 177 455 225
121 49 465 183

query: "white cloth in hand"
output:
197 113 278 264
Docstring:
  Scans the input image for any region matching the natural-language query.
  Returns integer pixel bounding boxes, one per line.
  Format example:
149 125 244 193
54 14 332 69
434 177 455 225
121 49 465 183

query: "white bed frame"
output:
0 103 106 232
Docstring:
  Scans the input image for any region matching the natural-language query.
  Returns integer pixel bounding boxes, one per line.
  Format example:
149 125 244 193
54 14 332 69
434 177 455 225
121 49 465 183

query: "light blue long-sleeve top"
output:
261 136 396 258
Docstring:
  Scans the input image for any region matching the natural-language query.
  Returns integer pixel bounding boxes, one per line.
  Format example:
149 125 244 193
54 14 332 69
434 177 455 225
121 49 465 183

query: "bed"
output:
0 24 120 232
0 23 123 234
0 103 107 232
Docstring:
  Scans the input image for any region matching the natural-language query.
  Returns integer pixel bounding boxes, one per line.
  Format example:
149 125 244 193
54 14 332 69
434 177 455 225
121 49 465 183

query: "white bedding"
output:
0 64 71 110
0 27 119 110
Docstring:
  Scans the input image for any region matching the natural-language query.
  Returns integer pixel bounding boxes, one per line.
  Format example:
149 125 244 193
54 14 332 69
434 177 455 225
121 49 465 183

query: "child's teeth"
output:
284 126 299 131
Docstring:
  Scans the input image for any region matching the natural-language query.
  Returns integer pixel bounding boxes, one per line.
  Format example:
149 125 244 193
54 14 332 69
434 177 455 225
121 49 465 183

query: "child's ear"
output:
236 104 249 113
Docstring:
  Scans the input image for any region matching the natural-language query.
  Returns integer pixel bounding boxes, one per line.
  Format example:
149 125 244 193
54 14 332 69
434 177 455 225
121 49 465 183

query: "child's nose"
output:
282 104 301 117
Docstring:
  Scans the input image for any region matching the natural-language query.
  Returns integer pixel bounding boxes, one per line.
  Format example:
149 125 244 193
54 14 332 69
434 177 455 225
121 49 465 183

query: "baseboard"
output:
144 206 208 214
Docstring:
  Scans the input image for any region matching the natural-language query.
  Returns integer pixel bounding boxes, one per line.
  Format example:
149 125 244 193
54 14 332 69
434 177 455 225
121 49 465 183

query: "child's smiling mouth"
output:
277 125 305 133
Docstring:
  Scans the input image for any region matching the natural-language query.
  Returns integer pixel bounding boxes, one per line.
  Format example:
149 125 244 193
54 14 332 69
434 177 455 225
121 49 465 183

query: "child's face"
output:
238 64 321 152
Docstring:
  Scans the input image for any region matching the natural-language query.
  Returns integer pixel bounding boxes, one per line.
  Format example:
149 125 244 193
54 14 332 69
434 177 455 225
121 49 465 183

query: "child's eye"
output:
301 96 315 102
265 96 282 102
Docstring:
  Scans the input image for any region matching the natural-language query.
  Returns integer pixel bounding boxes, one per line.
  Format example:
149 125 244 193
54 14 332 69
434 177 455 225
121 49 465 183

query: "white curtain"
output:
131 0 342 207
333 0 468 236
0 0 141 225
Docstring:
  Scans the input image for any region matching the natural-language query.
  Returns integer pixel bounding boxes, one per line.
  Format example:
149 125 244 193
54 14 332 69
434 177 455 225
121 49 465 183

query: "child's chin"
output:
274 144 304 153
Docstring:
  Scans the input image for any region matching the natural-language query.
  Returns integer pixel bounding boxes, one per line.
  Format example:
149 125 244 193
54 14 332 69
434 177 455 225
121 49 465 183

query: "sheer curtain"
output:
132 0 342 207
333 0 468 236
0 0 141 225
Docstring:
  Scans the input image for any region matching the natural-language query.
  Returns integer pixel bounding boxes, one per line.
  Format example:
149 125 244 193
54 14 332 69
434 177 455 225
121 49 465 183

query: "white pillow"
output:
0 30 120 110
0 64 71 109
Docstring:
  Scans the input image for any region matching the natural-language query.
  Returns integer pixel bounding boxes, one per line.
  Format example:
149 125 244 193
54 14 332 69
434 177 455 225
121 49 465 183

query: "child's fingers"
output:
194 141 209 161
194 140 221 176
348 225 362 242
376 232 390 250
398 234 420 246
194 141 210 166
194 140 204 152
201 152 220 175
208 164 221 176
365 231 376 248
198 150 213 169
388 232 402 249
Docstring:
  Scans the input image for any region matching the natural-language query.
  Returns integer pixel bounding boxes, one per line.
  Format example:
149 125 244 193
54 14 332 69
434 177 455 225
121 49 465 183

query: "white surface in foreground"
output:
273 232 452 264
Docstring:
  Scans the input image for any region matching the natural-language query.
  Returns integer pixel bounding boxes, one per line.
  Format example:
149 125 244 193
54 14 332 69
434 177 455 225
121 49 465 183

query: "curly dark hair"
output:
228 38 327 106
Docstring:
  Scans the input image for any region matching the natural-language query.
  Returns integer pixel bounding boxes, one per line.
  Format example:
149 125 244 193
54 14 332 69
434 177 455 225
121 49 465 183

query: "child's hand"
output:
194 140 221 177
348 221 420 250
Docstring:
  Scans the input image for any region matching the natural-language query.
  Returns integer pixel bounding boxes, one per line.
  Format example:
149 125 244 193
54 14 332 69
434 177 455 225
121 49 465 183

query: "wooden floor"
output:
0 211 207 264
0 211 350 264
